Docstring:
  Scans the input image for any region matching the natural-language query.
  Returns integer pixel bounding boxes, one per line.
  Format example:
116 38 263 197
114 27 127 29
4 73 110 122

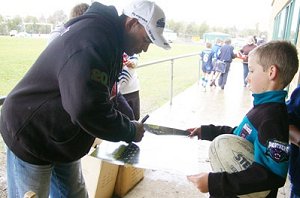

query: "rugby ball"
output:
209 134 270 198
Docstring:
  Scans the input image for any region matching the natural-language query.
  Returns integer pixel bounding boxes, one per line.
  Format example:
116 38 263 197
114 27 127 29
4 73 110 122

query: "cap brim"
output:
146 24 171 50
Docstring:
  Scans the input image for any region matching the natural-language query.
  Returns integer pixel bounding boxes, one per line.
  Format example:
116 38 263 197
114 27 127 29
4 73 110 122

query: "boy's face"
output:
247 54 270 94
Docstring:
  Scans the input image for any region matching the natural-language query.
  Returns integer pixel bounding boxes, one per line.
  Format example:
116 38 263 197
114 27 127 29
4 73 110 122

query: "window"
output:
278 8 287 39
273 0 299 43
288 0 300 43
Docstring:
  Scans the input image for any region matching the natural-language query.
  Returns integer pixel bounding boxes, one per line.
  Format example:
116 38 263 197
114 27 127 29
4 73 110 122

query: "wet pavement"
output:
124 62 291 198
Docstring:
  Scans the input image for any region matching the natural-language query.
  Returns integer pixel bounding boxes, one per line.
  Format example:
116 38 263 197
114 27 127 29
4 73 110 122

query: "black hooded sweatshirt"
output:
0 2 136 165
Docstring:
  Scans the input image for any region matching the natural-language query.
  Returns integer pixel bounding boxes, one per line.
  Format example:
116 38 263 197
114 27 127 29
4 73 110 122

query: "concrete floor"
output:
124 62 291 198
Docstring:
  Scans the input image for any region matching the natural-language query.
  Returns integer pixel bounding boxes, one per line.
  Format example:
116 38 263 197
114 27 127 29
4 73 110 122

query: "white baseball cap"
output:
123 0 171 50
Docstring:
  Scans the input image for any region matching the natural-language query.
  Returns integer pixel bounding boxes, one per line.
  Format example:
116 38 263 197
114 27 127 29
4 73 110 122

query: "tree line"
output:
0 10 67 35
0 10 267 39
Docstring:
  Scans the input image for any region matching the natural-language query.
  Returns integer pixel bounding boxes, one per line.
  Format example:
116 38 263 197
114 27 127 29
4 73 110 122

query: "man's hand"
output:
132 121 145 142
289 124 300 146
187 172 209 193
187 127 202 139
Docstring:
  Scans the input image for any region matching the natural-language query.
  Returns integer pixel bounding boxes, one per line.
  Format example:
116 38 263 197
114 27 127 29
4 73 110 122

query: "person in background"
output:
0 0 170 197
186 41 299 197
238 36 257 87
69 3 89 18
209 39 223 87
257 35 267 46
110 53 137 121
286 86 300 198
199 42 214 89
48 3 89 44
253 35 258 44
211 38 222 60
217 39 236 90
119 53 141 120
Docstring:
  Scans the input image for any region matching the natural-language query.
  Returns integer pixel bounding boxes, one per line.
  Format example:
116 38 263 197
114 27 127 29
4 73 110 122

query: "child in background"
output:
187 41 299 197
200 42 214 89
209 39 223 87
48 3 89 44
119 53 141 120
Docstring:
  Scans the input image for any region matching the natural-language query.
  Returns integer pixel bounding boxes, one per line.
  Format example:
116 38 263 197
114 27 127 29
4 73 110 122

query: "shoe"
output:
202 78 208 88
204 79 208 87
210 80 216 87
201 78 205 87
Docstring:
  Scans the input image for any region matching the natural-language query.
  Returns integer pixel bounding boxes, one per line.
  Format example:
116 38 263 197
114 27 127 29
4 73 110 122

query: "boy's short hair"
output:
216 38 222 43
206 42 212 48
224 39 231 45
70 3 89 19
249 40 299 87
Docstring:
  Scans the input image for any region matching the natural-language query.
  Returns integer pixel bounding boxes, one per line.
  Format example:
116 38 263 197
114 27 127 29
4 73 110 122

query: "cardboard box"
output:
114 166 144 197
81 153 119 198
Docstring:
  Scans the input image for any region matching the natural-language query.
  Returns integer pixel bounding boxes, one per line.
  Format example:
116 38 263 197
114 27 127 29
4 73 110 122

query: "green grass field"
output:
0 36 202 115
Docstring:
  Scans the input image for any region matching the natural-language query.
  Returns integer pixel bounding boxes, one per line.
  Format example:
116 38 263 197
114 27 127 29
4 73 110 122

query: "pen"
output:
141 114 149 123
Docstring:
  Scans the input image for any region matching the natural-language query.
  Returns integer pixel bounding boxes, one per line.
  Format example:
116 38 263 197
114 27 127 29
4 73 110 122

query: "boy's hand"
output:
187 172 209 193
187 127 202 139
124 60 137 68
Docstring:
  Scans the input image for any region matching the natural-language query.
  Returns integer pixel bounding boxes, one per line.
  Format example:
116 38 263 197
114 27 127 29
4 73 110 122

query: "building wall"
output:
271 0 300 95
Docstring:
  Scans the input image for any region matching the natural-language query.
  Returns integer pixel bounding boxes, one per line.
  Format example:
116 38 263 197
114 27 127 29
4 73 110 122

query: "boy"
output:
119 53 141 120
187 40 299 197
200 42 214 88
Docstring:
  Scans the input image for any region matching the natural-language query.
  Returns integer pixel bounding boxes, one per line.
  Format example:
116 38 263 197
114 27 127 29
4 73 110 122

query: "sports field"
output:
0 36 202 115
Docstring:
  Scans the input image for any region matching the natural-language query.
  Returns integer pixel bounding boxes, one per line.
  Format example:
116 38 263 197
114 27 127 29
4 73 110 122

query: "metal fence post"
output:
198 55 201 85
170 59 174 106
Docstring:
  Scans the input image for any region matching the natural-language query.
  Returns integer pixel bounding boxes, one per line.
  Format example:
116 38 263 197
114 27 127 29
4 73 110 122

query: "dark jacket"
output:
286 85 300 196
218 44 235 63
240 44 257 63
0 2 136 165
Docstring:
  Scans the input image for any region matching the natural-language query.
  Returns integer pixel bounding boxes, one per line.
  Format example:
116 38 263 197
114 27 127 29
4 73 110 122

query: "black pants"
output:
123 91 140 120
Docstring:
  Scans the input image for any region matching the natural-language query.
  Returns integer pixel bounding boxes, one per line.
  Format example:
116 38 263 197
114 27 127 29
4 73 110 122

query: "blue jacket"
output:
200 48 213 71
286 85 300 195
211 44 221 59
218 44 235 63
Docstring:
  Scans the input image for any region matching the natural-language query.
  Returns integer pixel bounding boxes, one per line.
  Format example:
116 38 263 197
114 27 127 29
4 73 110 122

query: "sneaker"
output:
204 79 208 87
201 78 207 87
210 80 216 87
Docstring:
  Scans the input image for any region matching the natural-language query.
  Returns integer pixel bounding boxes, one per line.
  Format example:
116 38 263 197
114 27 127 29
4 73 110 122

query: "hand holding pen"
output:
140 114 149 123
131 114 149 142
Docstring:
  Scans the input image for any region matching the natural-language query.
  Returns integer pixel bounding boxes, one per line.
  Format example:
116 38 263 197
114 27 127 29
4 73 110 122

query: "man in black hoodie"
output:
0 0 170 197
